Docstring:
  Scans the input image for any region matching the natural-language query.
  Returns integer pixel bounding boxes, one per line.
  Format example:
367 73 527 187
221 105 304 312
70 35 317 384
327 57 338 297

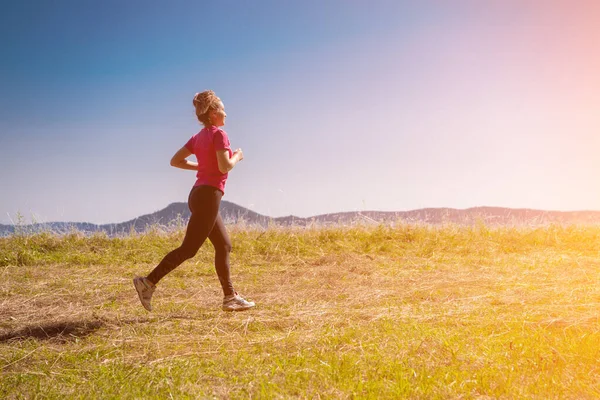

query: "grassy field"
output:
1 223 600 399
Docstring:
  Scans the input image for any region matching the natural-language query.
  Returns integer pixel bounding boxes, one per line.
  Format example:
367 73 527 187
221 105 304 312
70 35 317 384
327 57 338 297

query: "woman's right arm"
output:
170 146 198 170
216 148 244 174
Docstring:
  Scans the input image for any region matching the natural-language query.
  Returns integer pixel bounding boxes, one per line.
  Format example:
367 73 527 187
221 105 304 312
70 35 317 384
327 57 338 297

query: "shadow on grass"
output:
0 313 218 344
0 319 105 343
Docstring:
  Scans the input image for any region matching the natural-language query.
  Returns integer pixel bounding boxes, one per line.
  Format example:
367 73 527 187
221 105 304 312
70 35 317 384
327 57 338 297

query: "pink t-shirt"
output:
184 126 233 194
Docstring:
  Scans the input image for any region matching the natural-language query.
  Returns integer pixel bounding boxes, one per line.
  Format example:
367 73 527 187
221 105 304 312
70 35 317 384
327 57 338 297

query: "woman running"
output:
133 90 255 312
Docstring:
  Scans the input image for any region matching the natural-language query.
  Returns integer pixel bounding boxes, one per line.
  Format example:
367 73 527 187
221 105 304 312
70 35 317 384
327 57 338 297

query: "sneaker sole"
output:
133 278 152 312
222 304 255 312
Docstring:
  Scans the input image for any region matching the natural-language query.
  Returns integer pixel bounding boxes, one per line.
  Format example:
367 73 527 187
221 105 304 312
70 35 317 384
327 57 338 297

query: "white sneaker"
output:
133 277 155 311
222 292 255 312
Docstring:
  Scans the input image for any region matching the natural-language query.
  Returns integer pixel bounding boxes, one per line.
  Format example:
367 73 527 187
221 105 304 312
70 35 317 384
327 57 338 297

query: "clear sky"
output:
1 0 599 224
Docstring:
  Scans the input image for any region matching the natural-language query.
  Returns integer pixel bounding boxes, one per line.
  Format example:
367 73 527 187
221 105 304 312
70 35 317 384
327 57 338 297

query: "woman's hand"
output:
217 148 244 174
233 148 244 162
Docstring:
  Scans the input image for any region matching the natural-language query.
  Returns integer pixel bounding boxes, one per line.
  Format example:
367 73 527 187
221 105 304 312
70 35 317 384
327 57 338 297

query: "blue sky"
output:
1 1 599 224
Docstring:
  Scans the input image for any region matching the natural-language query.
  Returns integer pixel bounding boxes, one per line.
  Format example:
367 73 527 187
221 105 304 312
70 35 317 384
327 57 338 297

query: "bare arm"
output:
216 148 244 174
170 146 198 171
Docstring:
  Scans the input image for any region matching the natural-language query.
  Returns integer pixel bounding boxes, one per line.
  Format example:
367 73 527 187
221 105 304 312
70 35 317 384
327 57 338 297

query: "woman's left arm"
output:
170 146 198 170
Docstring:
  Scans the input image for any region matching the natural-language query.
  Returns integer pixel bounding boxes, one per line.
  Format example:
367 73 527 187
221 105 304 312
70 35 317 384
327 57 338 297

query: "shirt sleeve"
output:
213 129 231 151
184 135 196 152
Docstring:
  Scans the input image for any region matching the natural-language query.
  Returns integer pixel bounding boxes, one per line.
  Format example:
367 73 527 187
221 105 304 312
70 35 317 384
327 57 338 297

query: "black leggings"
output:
147 185 234 296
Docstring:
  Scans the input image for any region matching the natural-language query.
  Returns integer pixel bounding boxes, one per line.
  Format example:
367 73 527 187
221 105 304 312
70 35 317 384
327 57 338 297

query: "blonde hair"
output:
193 90 222 126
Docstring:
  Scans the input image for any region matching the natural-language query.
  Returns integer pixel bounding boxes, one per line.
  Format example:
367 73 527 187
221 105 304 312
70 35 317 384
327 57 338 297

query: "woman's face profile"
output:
210 100 227 127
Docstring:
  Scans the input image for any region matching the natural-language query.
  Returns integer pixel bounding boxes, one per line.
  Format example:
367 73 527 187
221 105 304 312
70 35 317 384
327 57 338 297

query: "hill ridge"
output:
3 202 600 236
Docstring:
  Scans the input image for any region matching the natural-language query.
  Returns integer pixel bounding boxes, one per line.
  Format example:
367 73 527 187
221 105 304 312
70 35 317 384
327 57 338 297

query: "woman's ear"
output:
206 109 214 124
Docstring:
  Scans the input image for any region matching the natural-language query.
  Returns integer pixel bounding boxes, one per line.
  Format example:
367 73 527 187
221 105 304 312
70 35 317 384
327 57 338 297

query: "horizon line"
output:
3 202 600 227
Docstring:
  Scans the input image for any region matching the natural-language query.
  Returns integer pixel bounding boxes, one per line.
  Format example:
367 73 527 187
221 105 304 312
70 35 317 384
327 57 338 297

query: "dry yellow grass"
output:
1 223 600 398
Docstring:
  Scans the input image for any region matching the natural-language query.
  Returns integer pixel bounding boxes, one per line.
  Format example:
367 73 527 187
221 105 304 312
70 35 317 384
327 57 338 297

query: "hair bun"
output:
193 90 218 115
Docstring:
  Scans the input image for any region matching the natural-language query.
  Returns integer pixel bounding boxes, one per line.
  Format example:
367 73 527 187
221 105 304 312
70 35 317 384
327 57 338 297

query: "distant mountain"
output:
3 203 600 237
1 201 269 237
309 207 600 226
100 200 271 234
